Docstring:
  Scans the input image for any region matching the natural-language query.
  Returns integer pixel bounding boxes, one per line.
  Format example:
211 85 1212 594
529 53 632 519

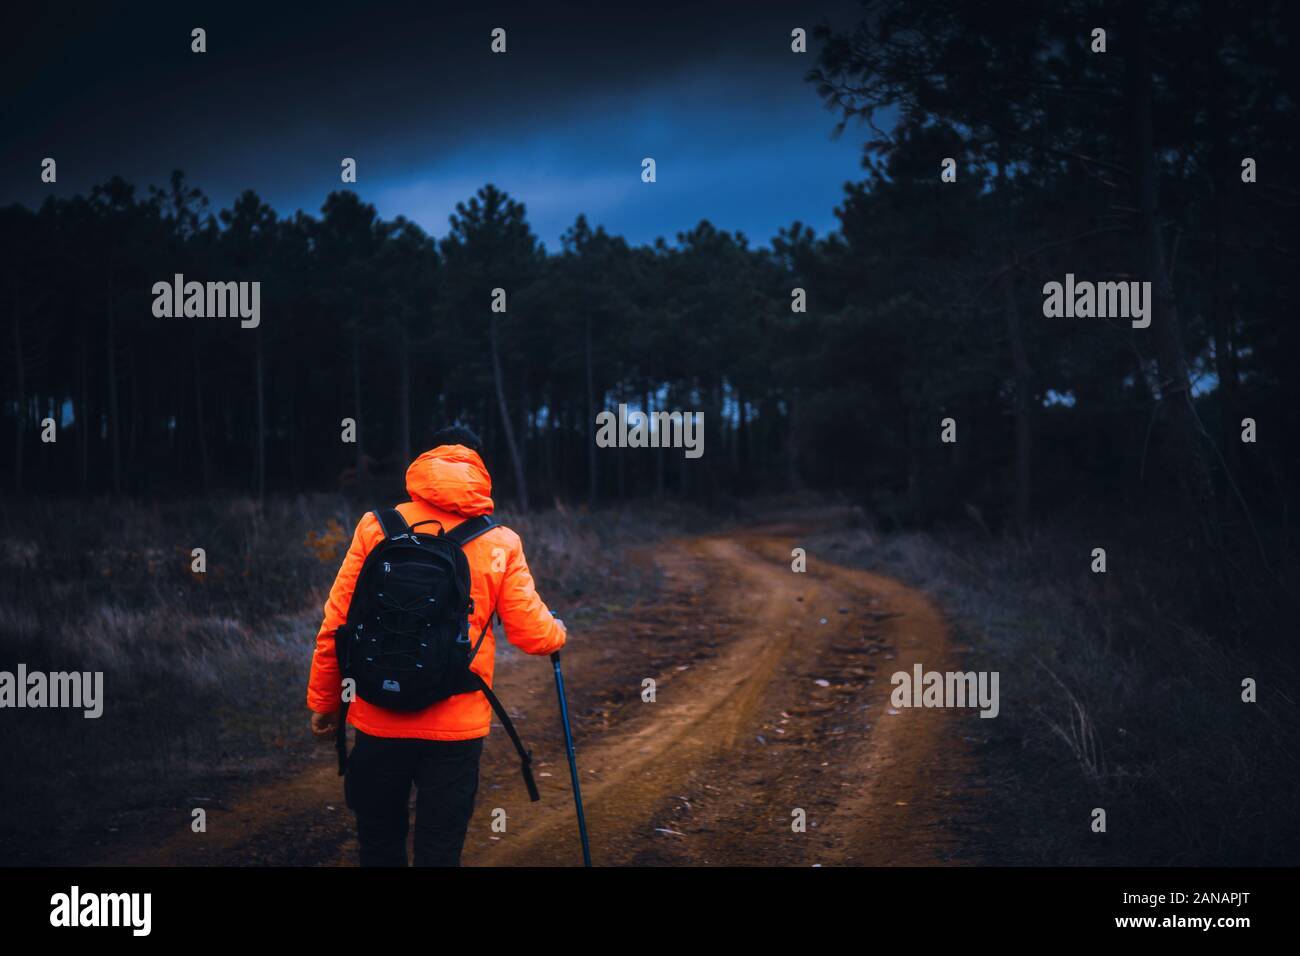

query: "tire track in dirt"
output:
460 536 802 866
462 527 981 866
104 520 982 866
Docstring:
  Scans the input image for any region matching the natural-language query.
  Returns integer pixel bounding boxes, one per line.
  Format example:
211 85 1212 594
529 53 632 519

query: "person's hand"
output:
311 710 340 738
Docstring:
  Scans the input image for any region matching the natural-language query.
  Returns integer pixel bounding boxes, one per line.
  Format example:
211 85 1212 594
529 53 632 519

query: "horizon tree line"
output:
2 0 1296 635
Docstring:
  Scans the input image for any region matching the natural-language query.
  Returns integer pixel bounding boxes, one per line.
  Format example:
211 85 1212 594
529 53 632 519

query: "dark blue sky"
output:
2 1 874 249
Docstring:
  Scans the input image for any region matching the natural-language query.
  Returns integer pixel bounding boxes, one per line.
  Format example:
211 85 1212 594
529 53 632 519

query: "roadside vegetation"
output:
0 495 704 864
808 513 1299 866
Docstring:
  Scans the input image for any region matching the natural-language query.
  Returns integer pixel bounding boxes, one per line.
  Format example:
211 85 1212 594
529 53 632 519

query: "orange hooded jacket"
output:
306 444 566 740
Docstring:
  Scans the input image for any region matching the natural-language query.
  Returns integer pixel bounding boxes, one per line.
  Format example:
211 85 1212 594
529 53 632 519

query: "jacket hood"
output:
405 445 495 517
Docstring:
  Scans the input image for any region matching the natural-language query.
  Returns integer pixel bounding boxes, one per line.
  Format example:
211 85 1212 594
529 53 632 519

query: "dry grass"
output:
7 492 1286 865
808 519 1300 865
0 493 695 864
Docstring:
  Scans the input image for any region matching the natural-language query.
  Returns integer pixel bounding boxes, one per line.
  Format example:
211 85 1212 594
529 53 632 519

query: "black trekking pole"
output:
550 649 592 867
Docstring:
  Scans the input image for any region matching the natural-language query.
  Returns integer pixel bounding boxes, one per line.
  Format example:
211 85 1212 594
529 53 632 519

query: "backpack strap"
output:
447 516 533 799
374 504 408 541
445 514 496 547
374 507 411 541
472 672 540 802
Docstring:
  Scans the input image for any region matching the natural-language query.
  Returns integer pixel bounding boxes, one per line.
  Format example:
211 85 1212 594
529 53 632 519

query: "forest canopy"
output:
3 1 1296 611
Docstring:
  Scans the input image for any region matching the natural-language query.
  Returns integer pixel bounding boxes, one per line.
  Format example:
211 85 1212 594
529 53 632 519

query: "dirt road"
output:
110 523 984 866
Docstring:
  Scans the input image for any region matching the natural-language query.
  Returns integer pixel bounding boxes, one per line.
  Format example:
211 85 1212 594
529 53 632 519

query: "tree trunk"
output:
545 383 557 501
616 386 626 502
1205 9 1241 505
520 379 530 491
77 322 89 494
398 327 412 469
126 348 140 482
786 388 802 490
192 332 210 493
255 332 266 501
654 390 665 498
1000 272 1033 530
106 275 122 495
287 335 300 491
995 153 1033 531
352 327 365 473
1128 5 1230 620
558 400 568 495
490 312 529 512
585 315 598 507
737 386 750 491
11 285 24 494
643 386 653 499
905 401 920 516
679 391 690 498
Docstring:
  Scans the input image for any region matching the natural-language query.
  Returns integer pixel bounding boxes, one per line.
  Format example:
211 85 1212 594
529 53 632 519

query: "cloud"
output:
363 64 862 247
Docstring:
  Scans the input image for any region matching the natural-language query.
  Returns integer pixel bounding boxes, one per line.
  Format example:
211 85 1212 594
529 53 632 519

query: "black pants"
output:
345 730 484 867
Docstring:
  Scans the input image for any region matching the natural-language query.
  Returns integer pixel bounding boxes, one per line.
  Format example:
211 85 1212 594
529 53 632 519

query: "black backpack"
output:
333 508 539 801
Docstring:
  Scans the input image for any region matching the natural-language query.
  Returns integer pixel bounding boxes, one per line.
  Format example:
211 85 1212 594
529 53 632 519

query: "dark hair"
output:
430 424 483 454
